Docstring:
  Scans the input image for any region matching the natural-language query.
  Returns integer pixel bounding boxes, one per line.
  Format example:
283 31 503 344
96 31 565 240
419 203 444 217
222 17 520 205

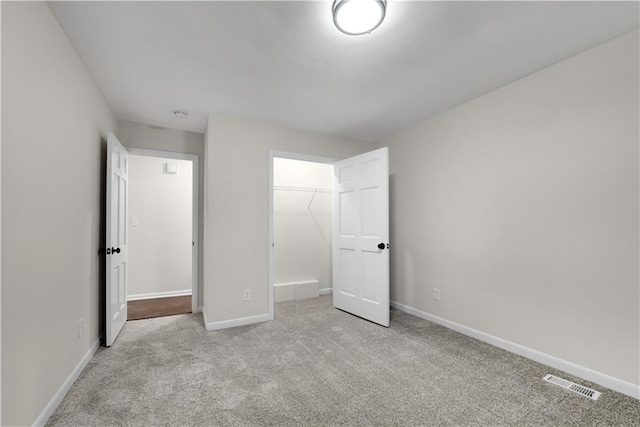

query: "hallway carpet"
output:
47 296 639 426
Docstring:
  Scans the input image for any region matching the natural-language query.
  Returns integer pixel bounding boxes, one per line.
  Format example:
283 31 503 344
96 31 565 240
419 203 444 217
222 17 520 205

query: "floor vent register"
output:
543 374 601 400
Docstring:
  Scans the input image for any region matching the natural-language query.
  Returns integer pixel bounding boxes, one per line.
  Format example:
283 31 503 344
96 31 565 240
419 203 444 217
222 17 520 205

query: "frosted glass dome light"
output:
332 0 387 36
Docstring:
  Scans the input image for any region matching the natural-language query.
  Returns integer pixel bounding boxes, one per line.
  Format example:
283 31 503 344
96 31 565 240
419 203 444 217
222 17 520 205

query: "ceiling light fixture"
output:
332 0 387 36
173 110 188 119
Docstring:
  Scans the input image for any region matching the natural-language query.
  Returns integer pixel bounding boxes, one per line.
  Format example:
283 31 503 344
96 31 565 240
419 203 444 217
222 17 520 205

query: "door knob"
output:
111 247 121 254
378 243 386 250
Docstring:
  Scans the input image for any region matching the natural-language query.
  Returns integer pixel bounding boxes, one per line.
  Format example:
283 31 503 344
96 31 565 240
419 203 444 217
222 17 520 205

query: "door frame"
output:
268 150 337 320
127 148 200 314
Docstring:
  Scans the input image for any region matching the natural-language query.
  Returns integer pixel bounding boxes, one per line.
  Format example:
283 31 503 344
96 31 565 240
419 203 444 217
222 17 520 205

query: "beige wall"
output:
382 30 639 386
128 155 193 297
1 2 117 425
117 120 204 308
204 115 372 324
273 158 333 290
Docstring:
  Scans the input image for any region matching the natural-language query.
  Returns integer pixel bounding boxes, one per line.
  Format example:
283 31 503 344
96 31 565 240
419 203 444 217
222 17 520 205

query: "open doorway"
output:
126 149 199 320
269 152 336 319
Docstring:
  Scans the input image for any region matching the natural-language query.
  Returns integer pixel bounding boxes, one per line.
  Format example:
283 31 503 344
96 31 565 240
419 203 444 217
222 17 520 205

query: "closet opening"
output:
268 152 336 319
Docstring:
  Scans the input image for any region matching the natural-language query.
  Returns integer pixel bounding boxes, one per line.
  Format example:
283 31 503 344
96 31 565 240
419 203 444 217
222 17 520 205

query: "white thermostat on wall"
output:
165 162 178 174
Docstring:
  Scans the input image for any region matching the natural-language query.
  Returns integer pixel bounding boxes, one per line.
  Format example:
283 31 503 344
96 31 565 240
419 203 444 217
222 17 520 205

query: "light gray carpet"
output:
47 296 639 426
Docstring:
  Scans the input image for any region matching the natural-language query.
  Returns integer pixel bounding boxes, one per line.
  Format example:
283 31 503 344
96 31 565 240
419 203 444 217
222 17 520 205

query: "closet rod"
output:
273 185 331 193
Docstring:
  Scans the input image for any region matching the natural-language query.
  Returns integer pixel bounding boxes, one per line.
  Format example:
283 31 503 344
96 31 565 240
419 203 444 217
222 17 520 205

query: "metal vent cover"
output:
543 374 601 400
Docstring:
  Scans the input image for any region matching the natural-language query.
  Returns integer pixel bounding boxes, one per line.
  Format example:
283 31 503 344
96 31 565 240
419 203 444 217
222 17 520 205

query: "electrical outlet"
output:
243 289 251 301
433 288 441 301
78 318 84 338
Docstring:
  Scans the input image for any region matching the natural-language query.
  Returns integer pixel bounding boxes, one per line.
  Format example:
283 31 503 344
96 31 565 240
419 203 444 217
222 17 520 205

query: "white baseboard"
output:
319 288 333 296
390 301 640 400
33 338 100 426
127 290 192 301
204 312 270 331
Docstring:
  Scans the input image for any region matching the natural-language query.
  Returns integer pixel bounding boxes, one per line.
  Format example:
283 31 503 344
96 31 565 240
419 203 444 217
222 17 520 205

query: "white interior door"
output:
106 133 129 346
332 147 389 327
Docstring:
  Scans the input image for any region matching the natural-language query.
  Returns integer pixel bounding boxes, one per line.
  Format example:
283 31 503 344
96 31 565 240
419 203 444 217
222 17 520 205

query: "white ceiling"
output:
48 1 639 142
